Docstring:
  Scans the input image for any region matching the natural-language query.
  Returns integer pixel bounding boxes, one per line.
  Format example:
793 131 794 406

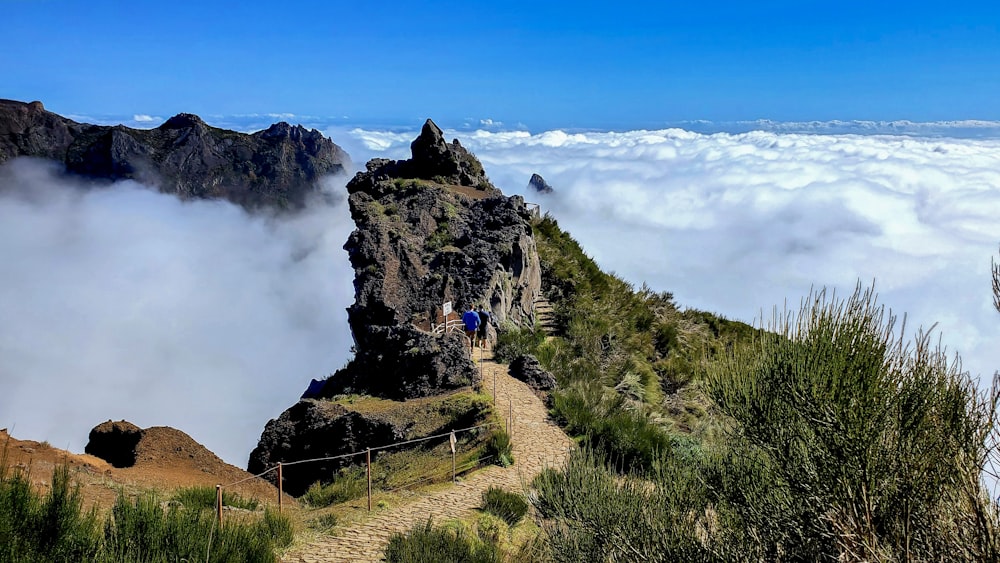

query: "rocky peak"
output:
261 121 304 140
251 122 543 489
411 119 448 157
309 123 542 400
528 173 554 194
160 113 207 130
0 98 350 210
397 118 496 191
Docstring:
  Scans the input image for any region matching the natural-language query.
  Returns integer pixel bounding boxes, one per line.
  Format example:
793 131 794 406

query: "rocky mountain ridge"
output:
249 120 543 493
0 99 349 209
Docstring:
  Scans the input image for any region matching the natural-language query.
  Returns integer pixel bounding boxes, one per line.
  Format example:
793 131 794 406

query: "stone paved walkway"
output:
282 349 572 563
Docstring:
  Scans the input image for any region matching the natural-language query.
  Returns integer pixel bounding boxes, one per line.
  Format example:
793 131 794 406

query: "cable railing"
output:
214 421 504 523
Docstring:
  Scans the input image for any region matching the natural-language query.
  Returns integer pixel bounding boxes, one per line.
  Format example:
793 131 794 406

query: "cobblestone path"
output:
282 350 572 563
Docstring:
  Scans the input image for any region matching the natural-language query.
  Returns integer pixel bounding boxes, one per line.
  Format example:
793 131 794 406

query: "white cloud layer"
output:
0 160 355 465
672 119 1000 138
341 126 1000 382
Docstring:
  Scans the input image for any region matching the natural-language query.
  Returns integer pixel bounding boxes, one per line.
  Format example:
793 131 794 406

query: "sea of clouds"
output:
0 160 355 465
1 122 998 467
343 125 1000 385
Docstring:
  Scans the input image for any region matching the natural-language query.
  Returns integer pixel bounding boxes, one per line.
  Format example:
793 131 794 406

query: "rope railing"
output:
215 420 506 524
278 449 368 468
382 454 497 495
369 422 496 453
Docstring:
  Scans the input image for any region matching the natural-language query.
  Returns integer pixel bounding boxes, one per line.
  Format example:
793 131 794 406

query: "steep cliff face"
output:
249 120 542 488
0 99 349 209
325 119 541 399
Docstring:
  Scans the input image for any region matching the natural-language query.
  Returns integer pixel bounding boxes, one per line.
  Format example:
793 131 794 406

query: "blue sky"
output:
3 0 999 129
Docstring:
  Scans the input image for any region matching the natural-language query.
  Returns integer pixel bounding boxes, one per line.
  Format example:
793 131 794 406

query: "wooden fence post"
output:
509 398 513 437
216 484 223 525
277 463 283 513
493 369 496 403
367 448 372 512
451 430 457 483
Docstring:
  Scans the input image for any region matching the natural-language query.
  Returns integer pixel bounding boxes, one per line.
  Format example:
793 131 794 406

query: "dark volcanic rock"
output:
251 120 542 492
320 119 541 400
85 420 143 468
509 354 557 391
406 120 492 188
0 98 350 209
528 173 554 194
248 394 490 495
248 400 401 495
0 100 80 162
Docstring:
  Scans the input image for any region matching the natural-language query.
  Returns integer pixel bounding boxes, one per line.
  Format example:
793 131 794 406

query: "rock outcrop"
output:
322 119 541 399
250 120 543 491
248 391 490 495
85 420 230 471
0 99 349 209
528 173 554 194
509 354 557 391
85 420 143 468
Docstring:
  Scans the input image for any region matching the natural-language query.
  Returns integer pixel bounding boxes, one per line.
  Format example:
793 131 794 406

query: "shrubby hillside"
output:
505 218 1000 562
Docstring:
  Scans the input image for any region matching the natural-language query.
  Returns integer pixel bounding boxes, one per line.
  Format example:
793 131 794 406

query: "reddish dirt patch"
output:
1 426 288 513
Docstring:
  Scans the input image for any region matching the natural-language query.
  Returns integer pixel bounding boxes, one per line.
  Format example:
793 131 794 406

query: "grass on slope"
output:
526 214 756 470
522 225 1000 562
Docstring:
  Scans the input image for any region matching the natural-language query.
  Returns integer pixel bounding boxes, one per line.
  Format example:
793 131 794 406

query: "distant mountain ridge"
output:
0 99 350 209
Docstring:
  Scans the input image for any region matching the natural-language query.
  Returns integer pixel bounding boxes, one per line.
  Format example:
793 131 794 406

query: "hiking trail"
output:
282 345 572 563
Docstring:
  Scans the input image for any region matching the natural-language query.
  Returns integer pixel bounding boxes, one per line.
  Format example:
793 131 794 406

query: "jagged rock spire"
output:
528 173 554 194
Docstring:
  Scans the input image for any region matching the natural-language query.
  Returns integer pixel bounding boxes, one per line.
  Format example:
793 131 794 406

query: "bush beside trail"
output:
528 284 1000 562
0 452 293 563
522 217 1000 561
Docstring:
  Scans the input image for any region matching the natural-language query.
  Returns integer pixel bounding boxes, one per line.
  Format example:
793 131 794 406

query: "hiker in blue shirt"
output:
462 305 480 353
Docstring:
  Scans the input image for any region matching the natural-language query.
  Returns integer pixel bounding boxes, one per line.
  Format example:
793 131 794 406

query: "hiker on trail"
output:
462 305 480 352
476 305 492 349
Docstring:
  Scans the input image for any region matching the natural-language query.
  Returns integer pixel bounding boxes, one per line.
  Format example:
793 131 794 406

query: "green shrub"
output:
309 512 338 532
302 467 367 507
482 429 513 467
705 284 1000 560
480 487 528 526
552 383 676 472
385 518 502 563
530 448 711 562
104 493 293 563
260 508 294 549
173 485 260 511
426 221 454 251
493 324 546 364
0 448 293 563
0 461 102 562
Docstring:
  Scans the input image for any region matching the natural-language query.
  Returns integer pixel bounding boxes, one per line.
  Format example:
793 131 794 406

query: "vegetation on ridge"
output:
0 449 294 562
529 214 756 469
520 220 1000 562
428 216 1000 562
